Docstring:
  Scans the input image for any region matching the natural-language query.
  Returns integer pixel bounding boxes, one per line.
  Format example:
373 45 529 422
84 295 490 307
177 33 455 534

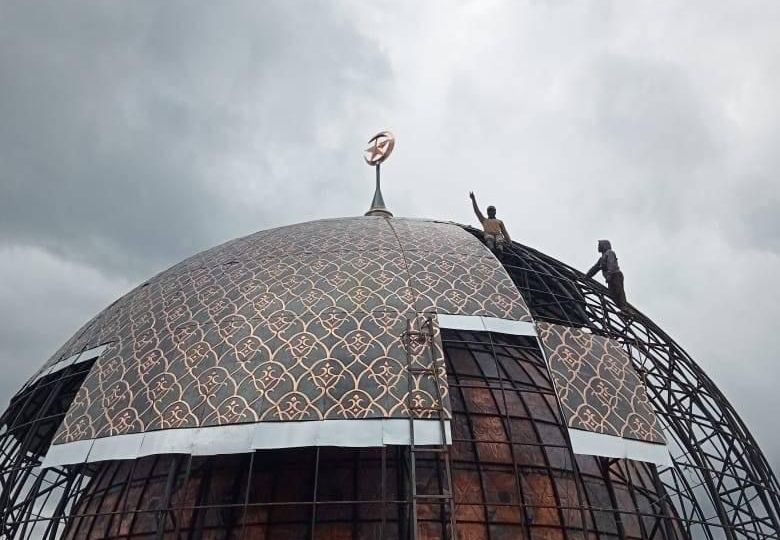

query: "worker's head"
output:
597 239 612 253
487 205 496 218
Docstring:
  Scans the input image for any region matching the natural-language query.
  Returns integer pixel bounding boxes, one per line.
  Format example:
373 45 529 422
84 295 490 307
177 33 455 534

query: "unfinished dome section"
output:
489 230 780 540
0 217 778 540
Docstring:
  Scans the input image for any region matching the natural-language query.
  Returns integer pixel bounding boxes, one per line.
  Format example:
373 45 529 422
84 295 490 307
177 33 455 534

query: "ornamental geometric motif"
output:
536 322 665 444
49 218 531 445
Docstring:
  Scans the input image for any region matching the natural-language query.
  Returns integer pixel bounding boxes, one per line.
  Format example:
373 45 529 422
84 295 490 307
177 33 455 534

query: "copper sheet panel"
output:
48 218 530 444
536 322 664 444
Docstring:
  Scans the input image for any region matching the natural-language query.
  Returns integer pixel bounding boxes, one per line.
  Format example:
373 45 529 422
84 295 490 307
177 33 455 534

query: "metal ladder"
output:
402 315 457 540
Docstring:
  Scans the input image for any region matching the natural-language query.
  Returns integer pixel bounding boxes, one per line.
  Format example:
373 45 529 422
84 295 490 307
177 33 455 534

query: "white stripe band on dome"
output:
41 419 451 468
437 314 536 336
567 428 671 466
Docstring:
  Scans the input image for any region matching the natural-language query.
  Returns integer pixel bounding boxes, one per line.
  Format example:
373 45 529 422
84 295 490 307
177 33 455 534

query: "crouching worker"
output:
585 240 629 311
470 192 511 255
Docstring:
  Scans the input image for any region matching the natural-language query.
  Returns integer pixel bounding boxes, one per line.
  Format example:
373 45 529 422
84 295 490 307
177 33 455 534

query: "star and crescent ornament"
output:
364 131 395 166
363 130 394 217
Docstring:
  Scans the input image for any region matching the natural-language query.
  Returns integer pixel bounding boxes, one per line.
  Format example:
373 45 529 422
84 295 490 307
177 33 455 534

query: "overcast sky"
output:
1 0 779 471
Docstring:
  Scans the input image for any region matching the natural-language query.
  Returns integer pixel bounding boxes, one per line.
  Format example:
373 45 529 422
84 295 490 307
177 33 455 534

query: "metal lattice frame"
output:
0 361 96 540
442 329 684 540
488 229 780 540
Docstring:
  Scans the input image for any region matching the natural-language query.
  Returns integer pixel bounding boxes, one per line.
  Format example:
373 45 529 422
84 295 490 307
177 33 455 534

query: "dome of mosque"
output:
1 215 778 540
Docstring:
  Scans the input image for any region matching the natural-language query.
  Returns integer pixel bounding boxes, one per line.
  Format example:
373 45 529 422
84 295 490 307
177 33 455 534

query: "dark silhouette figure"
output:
585 240 629 311
470 192 511 255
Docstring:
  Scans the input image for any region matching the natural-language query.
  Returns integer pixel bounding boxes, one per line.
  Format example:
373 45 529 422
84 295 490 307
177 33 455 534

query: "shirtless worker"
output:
469 192 511 255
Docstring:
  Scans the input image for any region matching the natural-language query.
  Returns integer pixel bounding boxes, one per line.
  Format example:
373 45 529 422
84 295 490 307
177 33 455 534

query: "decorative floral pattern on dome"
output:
536 322 665 444
49 218 530 445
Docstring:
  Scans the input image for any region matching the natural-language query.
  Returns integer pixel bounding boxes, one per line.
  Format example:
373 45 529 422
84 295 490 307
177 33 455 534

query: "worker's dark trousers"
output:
607 271 628 310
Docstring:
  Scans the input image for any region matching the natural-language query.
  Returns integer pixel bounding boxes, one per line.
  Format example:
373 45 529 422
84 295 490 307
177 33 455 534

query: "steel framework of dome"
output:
0 216 777 540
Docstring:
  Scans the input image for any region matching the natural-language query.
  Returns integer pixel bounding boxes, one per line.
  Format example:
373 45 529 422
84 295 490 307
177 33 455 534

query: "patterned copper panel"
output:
536 322 664 444
48 218 529 445
390 219 481 254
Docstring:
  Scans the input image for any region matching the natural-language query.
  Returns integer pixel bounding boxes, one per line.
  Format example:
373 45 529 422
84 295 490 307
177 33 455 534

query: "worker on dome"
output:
585 239 629 311
469 192 511 255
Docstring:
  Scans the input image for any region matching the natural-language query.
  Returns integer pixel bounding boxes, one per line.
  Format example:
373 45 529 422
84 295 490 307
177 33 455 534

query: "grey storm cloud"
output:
1 0 779 474
0 1 391 278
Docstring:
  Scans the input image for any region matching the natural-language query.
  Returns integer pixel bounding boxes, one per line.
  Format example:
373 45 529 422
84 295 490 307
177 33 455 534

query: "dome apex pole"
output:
363 131 394 217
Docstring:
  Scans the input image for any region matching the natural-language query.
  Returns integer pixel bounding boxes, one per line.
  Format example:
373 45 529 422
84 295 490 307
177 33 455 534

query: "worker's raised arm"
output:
469 192 485 224
500 221 511 243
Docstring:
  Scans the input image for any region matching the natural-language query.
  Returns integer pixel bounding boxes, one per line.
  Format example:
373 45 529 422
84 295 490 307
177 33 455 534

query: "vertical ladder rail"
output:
403 315 458 540
403 318 419 540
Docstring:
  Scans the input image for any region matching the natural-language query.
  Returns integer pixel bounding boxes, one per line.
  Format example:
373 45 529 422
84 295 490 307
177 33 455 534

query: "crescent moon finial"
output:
364 131 395 166
364 131 394 217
